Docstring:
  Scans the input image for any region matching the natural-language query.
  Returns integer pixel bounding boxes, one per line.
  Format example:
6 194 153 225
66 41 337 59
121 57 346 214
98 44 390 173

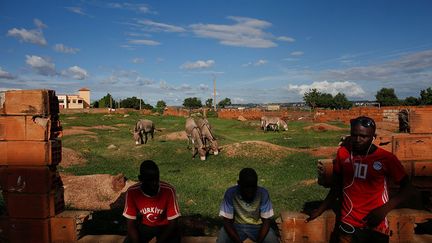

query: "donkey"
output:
263 116 288 132
195 118 219 155
133 119 155 144
185 117 206 160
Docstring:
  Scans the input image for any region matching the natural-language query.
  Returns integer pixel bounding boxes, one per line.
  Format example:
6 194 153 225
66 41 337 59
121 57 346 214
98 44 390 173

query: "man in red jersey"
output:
123 160 181 243
306 116 412 243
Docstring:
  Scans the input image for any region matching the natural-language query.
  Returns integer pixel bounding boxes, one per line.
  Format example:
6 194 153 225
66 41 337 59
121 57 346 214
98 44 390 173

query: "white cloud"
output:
25 55 56 76
242 59 268 67
181 60 215 69
128 39 160 46
286 81 366 98
61 66 88 80
132 58 144 63
0 67 15 79
199 84 209 91
137 20 186 33
277 36 295 42
107 3 153 14
53 44 80 54
190 16 277 48
33 19 47 29
323 49 432 82
7 28 47 46
64 7 92 17
290 51 304 56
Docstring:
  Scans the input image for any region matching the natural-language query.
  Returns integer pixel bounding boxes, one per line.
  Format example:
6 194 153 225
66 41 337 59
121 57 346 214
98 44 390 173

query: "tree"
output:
91 100 99 108
155 100 167 113
419 87 432 105
375 88 399 106
205 98 213 108
120 96 145 109
332 93 353 109
218 97 231 108
183 97 202 109
403 96 420 106
98 93 117 108
303 89 321 109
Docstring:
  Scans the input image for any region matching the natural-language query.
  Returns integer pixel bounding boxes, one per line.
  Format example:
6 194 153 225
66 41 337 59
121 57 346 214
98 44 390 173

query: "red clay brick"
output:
0 166 61 193
392 134 432 161
0 115 62 141
0 217 51 243
50 216 77 242
410 110 432 134
0 140 61 166
3 187 64 218
0 89 59 115
280 210 335 243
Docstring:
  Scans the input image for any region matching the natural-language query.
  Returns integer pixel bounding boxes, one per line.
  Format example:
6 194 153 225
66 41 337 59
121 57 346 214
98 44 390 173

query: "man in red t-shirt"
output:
123 160 181 243
306 116 412 243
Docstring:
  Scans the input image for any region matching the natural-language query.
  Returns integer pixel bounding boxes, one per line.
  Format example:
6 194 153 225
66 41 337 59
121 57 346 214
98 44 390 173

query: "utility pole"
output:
139 89 142 110
213 75 217 110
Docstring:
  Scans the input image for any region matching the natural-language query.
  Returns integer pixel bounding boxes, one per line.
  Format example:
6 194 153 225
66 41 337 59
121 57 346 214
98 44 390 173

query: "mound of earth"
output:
61 147 87 167
158 131 188 141
223 140 338 159
303 123 347 132
305 146 338 158
222 141 297 161
61 173 137 210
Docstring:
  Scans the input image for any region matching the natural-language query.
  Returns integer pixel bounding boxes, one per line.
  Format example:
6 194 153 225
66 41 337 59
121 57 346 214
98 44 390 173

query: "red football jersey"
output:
334 146 407 234
123 181 181 226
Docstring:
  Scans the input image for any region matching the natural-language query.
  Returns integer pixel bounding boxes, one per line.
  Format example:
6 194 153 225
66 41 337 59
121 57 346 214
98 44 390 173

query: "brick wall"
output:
314 106 432 124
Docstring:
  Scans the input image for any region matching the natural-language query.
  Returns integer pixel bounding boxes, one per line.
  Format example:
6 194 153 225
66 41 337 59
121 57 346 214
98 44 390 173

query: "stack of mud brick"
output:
311 109 432 242
0 89 82 243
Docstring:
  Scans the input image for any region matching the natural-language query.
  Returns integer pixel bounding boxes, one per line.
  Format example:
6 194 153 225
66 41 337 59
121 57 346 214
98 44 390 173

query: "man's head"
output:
138 160 160 196
237 168 258 203
350 116 376 154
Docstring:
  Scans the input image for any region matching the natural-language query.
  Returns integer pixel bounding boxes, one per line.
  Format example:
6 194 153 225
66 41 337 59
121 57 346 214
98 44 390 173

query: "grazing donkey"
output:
185 117 206 161
133 119 155 144
262 116 288 132
195 117 219 155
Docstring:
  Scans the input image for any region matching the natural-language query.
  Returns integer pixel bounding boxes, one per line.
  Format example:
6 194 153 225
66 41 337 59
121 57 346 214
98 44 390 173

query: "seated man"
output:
123 160 181 243
217 168 279 243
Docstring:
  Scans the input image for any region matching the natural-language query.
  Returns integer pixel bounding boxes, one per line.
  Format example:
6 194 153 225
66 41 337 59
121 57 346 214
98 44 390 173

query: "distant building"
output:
58 88 91 109
266 105 280 111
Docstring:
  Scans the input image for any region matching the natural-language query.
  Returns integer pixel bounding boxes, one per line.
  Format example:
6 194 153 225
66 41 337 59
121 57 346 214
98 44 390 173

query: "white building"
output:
58 88 91 109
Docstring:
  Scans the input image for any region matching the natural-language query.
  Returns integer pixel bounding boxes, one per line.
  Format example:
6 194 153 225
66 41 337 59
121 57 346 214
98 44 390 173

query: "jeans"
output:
216 224 279 243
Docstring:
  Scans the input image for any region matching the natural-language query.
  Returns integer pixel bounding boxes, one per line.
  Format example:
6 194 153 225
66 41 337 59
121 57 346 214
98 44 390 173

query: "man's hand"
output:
362 204 389 228
305 209 323 222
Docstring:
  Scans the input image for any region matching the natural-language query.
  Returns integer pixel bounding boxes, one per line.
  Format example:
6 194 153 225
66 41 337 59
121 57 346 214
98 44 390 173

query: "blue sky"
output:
1 0 432 106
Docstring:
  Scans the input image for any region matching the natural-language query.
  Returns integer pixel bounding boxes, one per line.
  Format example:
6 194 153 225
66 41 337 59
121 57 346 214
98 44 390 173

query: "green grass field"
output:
1 112 349 235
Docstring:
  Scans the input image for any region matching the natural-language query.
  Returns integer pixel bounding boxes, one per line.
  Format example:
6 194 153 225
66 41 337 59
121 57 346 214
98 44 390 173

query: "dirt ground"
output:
303 123 347 132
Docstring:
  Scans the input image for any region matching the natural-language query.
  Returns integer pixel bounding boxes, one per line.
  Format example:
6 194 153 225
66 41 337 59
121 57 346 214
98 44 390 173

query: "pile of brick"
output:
0 90 90 242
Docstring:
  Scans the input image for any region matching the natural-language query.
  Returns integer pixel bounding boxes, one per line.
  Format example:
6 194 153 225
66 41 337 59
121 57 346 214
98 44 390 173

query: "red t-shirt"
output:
334 146 407 234
123 181 181 226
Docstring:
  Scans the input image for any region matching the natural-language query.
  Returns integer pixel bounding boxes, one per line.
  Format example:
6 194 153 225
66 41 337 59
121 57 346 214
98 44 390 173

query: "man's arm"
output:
126 219 140 243
222 217 242 243
256 218 272 243
157 218 179 243
363 176 413 227
306 173 341 222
